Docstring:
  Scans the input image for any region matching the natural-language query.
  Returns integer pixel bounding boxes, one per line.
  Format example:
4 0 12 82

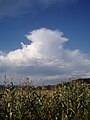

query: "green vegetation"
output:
0 80 90 120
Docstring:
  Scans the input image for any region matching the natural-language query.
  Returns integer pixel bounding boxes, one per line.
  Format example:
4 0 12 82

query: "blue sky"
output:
0 0 90 85
0 0 90 53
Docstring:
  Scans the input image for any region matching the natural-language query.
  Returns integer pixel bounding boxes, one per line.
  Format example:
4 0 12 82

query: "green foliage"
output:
0 82 90 120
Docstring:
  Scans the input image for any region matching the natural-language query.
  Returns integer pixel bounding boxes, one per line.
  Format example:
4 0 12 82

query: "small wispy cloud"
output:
0 27 90 84
0 0 79 18
0 50 3 55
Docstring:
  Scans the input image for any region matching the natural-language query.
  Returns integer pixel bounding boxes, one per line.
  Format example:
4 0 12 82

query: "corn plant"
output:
0 80 90 120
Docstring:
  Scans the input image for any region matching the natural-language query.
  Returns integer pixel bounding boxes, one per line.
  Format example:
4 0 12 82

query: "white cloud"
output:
0 0 79 18
0 27 90 84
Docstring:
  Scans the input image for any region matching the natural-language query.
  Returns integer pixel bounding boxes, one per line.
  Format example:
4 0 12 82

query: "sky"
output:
0 0 90 85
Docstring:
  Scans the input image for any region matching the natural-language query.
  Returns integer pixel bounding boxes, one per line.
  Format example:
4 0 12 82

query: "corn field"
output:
0 81 90 120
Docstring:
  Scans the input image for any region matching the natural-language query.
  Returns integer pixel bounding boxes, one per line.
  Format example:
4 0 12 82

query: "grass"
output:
0 79 90 120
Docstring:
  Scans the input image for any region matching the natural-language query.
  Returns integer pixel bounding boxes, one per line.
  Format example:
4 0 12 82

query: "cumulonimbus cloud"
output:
0 0 78 18
0 28 90 83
